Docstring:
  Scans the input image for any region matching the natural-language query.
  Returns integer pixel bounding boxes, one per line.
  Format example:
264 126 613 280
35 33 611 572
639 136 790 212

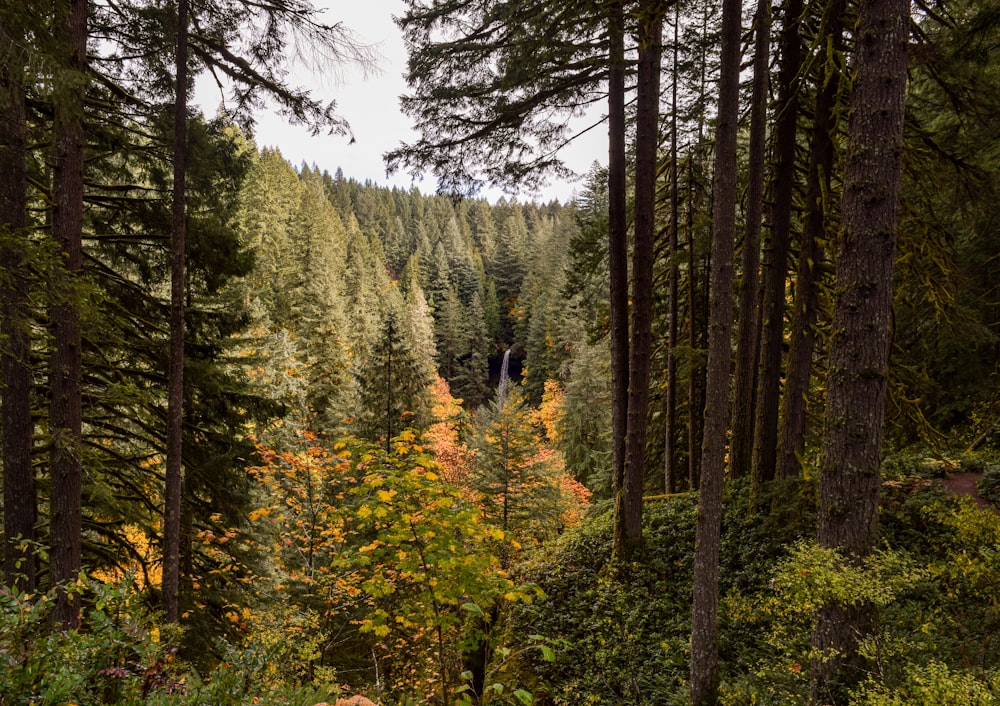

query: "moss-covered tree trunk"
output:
812 0 909 700
729 0 770 481
689 0 741 700
752 0 803 490
777 0 846 481
664 5 680 494
609 0 630 556
49 0 87 629
622 0 663 554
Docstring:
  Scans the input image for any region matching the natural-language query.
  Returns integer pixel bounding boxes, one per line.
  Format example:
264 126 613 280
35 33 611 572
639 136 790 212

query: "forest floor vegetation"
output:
3 450 1000 705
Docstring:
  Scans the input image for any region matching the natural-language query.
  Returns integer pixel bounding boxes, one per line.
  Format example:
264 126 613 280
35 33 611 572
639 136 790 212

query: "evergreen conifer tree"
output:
354 304 434 450
0 0 36 592
469 384 563 568
453 290 492 409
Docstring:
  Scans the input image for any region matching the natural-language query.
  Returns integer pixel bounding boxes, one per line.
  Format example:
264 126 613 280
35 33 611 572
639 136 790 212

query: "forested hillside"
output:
3 0 1000 705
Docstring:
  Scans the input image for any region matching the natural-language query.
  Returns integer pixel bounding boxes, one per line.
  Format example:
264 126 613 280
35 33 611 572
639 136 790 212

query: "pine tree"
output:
354 304 434 450
777 0 846 481
607 0 629 565
401 263 440 387
294 171 353 436
389 0 608 193
663 4 681 494
453 290 492 410
469 385 563 568
813 0 909 699
752 0 804 487
621 0 665 556
435 285 468 381
239 148 303 324
468 200 497 264
729 0 770 482
49 0 88 629
690 0 742 698
163 0 190 623
0 1 36 592
558 341 612 496
343 215 390 358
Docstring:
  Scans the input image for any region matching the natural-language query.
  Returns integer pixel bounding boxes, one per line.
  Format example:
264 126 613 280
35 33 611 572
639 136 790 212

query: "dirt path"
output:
941 472 990 510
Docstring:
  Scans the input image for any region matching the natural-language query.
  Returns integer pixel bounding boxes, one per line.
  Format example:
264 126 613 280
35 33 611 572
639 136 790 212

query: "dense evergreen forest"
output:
2 0 1000 704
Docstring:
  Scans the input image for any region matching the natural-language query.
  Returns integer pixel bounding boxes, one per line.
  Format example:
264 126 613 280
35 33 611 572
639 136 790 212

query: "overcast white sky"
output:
193 0 606 203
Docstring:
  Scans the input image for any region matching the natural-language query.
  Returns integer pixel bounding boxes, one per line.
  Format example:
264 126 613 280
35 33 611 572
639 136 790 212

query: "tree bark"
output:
163 0 189 623
50 0 87 629
623 0 663 554
687 159 702 492
609 0 630 557
1 13 36 592
687 4 712 494
664 5 680 494
730 0 770 481
689 0 741 701
751 0 803 491
777 0 846 481
812 0 909 700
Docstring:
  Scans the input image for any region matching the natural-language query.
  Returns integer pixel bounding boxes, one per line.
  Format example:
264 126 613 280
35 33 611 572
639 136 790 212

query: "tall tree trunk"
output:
751 0 802 490
50 0 87 629
163 0 189 624
179 481 194 619
812 0 908 701
777 0 846 481
730 0 770 481
1 14 36 592
664 6 680 494
687 157 702 492
687 3 712 493
689 0 741 700
609 0 630 557
623 0 663 554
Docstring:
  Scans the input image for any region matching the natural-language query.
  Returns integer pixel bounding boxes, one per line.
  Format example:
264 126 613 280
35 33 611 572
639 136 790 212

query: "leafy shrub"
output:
246 430 519 704
0 576 171 705
499 469 1000 706
0 576 346 705
502 483 815 706
976 463 1000 505
853 661 1000 705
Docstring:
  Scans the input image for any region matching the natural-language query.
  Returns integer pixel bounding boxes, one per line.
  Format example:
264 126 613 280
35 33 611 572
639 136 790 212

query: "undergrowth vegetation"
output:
500 452 1000 706
3 451 1000 705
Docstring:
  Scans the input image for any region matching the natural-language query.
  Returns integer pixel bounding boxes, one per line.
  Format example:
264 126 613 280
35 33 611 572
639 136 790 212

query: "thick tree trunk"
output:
163 0 189 624
609 0 630 557
50 0 87 629
777 0 846 481
751 0 803 490
1 16 36 592
623 0 663 554
812 0 908 701
689 0 741 701
664 6 680 494
730 0 770 481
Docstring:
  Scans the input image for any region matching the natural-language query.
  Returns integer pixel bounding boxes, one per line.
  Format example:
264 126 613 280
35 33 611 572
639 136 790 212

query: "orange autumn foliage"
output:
424 377 474 488
532 379 565 444
427 377 590 545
